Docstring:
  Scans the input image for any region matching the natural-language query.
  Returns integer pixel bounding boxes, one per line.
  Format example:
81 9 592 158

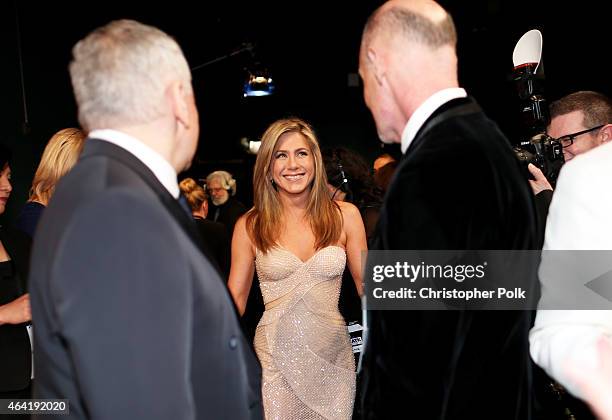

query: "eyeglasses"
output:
555 125 604 148
207 187 225 194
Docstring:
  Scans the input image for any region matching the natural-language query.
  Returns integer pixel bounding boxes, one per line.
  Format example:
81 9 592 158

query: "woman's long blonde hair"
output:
246 117 342 253
29 128 86 205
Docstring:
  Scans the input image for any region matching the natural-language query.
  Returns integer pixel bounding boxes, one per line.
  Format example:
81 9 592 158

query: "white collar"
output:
400 87 467 154
89 129 179 198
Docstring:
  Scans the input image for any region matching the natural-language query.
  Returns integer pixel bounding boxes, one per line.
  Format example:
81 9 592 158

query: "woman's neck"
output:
278 189 309 210
192 208 206 219
29 198 48 206
279 194 309 222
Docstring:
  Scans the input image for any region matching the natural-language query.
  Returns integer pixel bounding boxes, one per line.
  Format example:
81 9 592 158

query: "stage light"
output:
243 73 275 97
240 137 261 154
191 42 275 98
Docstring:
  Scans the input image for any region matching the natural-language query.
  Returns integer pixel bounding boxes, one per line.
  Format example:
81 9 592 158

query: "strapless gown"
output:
254 245 356 419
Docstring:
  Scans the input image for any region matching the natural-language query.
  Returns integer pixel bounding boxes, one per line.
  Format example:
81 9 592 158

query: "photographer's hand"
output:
528 164 553 195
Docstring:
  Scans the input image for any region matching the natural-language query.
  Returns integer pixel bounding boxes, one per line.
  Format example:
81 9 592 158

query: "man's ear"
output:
599 124 612 144
168 80 191 130
366 47 385 86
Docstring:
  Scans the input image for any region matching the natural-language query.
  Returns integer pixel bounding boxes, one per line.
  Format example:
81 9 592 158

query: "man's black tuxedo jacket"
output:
29 140 262 419
210 197 246 237
360 98 538 419
194 218 230 279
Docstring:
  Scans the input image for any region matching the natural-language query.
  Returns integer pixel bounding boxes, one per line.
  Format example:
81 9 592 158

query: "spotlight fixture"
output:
243 72 275 97
240 137 261 154
190 41 275 98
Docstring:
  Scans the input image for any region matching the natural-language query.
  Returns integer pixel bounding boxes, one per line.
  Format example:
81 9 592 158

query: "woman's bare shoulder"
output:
335 200 360 219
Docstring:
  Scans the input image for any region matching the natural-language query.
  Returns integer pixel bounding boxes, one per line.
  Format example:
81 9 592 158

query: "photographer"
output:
530 91 612 417
528 91 612 245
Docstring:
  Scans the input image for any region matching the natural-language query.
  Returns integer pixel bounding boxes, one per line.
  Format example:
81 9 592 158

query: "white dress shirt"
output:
89 129 180 198
530 141 612 399
400 87 467 154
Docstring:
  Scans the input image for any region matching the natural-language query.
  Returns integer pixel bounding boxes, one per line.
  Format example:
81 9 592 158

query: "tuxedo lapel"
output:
405 97 478 157
372 97 482 251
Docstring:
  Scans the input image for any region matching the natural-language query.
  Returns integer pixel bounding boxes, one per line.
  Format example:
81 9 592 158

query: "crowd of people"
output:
0 1 611 419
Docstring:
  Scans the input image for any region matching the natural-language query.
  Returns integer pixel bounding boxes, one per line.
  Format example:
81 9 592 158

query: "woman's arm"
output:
227 216 255 316
339 201 367 297
0 293 31 325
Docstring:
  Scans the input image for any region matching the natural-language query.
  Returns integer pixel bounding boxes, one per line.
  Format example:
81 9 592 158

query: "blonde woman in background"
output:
16 128 85 238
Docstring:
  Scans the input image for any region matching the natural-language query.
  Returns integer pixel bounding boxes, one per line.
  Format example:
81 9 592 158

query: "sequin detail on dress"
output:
254 245 356 419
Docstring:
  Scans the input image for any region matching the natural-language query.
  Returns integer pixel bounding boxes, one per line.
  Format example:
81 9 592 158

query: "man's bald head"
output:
358 0 459 144
362 0 456 52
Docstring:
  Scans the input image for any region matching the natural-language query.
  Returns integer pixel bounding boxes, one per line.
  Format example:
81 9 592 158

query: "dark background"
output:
0 0 608 223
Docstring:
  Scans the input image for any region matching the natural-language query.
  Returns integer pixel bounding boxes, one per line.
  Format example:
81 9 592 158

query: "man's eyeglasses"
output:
555 125 604 148
207 187 225 194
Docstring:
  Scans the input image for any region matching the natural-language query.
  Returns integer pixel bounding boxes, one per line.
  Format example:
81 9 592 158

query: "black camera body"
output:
514 133 564 185
511 31 564 186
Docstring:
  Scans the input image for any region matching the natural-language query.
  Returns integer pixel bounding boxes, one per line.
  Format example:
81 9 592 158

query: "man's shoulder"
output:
30 186 184 291
66 149 147 185
397 124 489 175
228 198 247 212
564 141 612 177
552 142 612 210
431 111 505 145
408 110 517 178
54 150 156 205
84 188 168 225
39 176 168 253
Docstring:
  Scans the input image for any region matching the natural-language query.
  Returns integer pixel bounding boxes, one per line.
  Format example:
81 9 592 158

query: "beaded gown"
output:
254 245 356 419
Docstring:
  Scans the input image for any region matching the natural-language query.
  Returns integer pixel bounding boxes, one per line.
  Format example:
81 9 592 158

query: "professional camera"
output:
511 30 564 185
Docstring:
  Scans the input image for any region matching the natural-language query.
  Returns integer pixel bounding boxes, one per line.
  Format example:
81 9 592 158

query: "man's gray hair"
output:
69 19 192 131
206 170 237 196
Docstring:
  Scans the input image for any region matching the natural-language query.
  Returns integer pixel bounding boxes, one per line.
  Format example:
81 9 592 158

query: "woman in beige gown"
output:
229 118 366 419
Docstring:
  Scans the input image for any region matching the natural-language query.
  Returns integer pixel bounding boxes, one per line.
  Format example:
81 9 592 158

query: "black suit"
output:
194 217 231 279
360 98 537 419
210 196 246 237
29 139 262 419
534 189 553 248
